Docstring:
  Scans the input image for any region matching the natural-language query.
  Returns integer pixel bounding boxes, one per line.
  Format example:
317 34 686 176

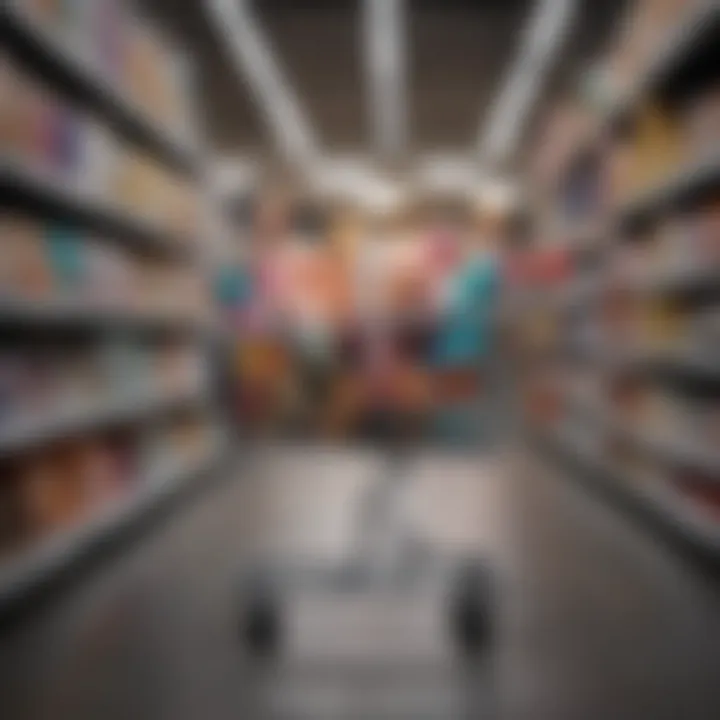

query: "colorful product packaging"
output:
43 224 86 297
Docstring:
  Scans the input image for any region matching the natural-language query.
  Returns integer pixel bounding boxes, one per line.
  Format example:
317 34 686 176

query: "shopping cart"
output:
235 446 494 662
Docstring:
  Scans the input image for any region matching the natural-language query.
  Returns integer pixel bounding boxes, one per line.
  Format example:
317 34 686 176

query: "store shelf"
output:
596 346 720 389
641 1 720 95
544 426 720 554
617 153 720 229
615 461 720 552
632 429 720 476
592 342 720 383
0 388 206 458
1 2 201 178
528 1 720 564
0 0 221 622
1 162 191 260
605 1 720 126
556 2 720 186
546 266 718 344
0 448 220 613
633 264 720 296
563 388 720 476
654 351 720 394
0 298 207 336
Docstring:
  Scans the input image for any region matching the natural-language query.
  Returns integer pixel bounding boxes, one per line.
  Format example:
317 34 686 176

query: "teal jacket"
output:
431 253 499 367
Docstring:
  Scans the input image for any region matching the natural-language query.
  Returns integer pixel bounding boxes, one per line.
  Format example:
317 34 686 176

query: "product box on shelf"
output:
1 54 120 196
638 299 685 353
16 444 80 539
69 435 128 508
0 216 53 301
630 103 684 196
1 55 56 173
140 411 213 484
112 150 198 238
12 430 138 543
683 86 720 160
154 344 206 396
2 52 198 239
640 387 678 437
84 242 136 310
169 413 214 461
122 16 192 138
605 138 636 211
43 224 86 296
78 122 120 201
86 0 130 85
675 472 720 522
98 340 153 398
5 350 46 423
12 0 184 128
56 344 106 407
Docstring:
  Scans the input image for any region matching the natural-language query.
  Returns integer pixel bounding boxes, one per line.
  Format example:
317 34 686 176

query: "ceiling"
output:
138 0 629 166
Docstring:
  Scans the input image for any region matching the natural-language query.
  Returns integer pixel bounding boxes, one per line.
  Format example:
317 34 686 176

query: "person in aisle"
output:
234 190 294 435
430 208 502 444
282 204 353 435
328 215 437 442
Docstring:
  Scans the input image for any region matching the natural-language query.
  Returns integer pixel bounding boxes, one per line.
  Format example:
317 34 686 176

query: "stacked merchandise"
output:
6 0 195 145
0 215 207 322
0 408 216 562
0 340 208 445
1 54 198 241
221 196 497 441
505 245 574 435
521 0 720 551
0 2 220 606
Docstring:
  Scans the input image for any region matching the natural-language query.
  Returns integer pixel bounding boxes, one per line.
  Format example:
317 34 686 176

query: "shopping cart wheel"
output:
240 591 281 657
449 560 493 657
238 571 282 658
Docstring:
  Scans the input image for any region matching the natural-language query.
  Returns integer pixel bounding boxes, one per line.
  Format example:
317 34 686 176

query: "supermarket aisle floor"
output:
1 445 720 719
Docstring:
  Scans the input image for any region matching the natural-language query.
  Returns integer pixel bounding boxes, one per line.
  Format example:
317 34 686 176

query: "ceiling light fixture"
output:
477 0 576 170
207 0 318 166
364 0 407 159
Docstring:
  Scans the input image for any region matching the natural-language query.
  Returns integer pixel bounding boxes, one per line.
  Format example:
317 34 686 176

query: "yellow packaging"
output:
631 103 683 193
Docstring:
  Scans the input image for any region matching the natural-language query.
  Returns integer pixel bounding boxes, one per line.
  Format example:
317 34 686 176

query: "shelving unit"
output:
0 1 223 614
632 429 720 475
617 152 720 228
565 388 720 475
1 1 201 178
631 263 720 295
0 387 206 458
552 3 720 199
1 162 191 259
544 427 720 554
522 0 720 556
0 446 219 613
0 298 207 335
605 1 720 125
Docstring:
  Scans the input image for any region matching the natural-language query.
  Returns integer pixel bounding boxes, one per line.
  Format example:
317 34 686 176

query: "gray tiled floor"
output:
1 445 719 719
